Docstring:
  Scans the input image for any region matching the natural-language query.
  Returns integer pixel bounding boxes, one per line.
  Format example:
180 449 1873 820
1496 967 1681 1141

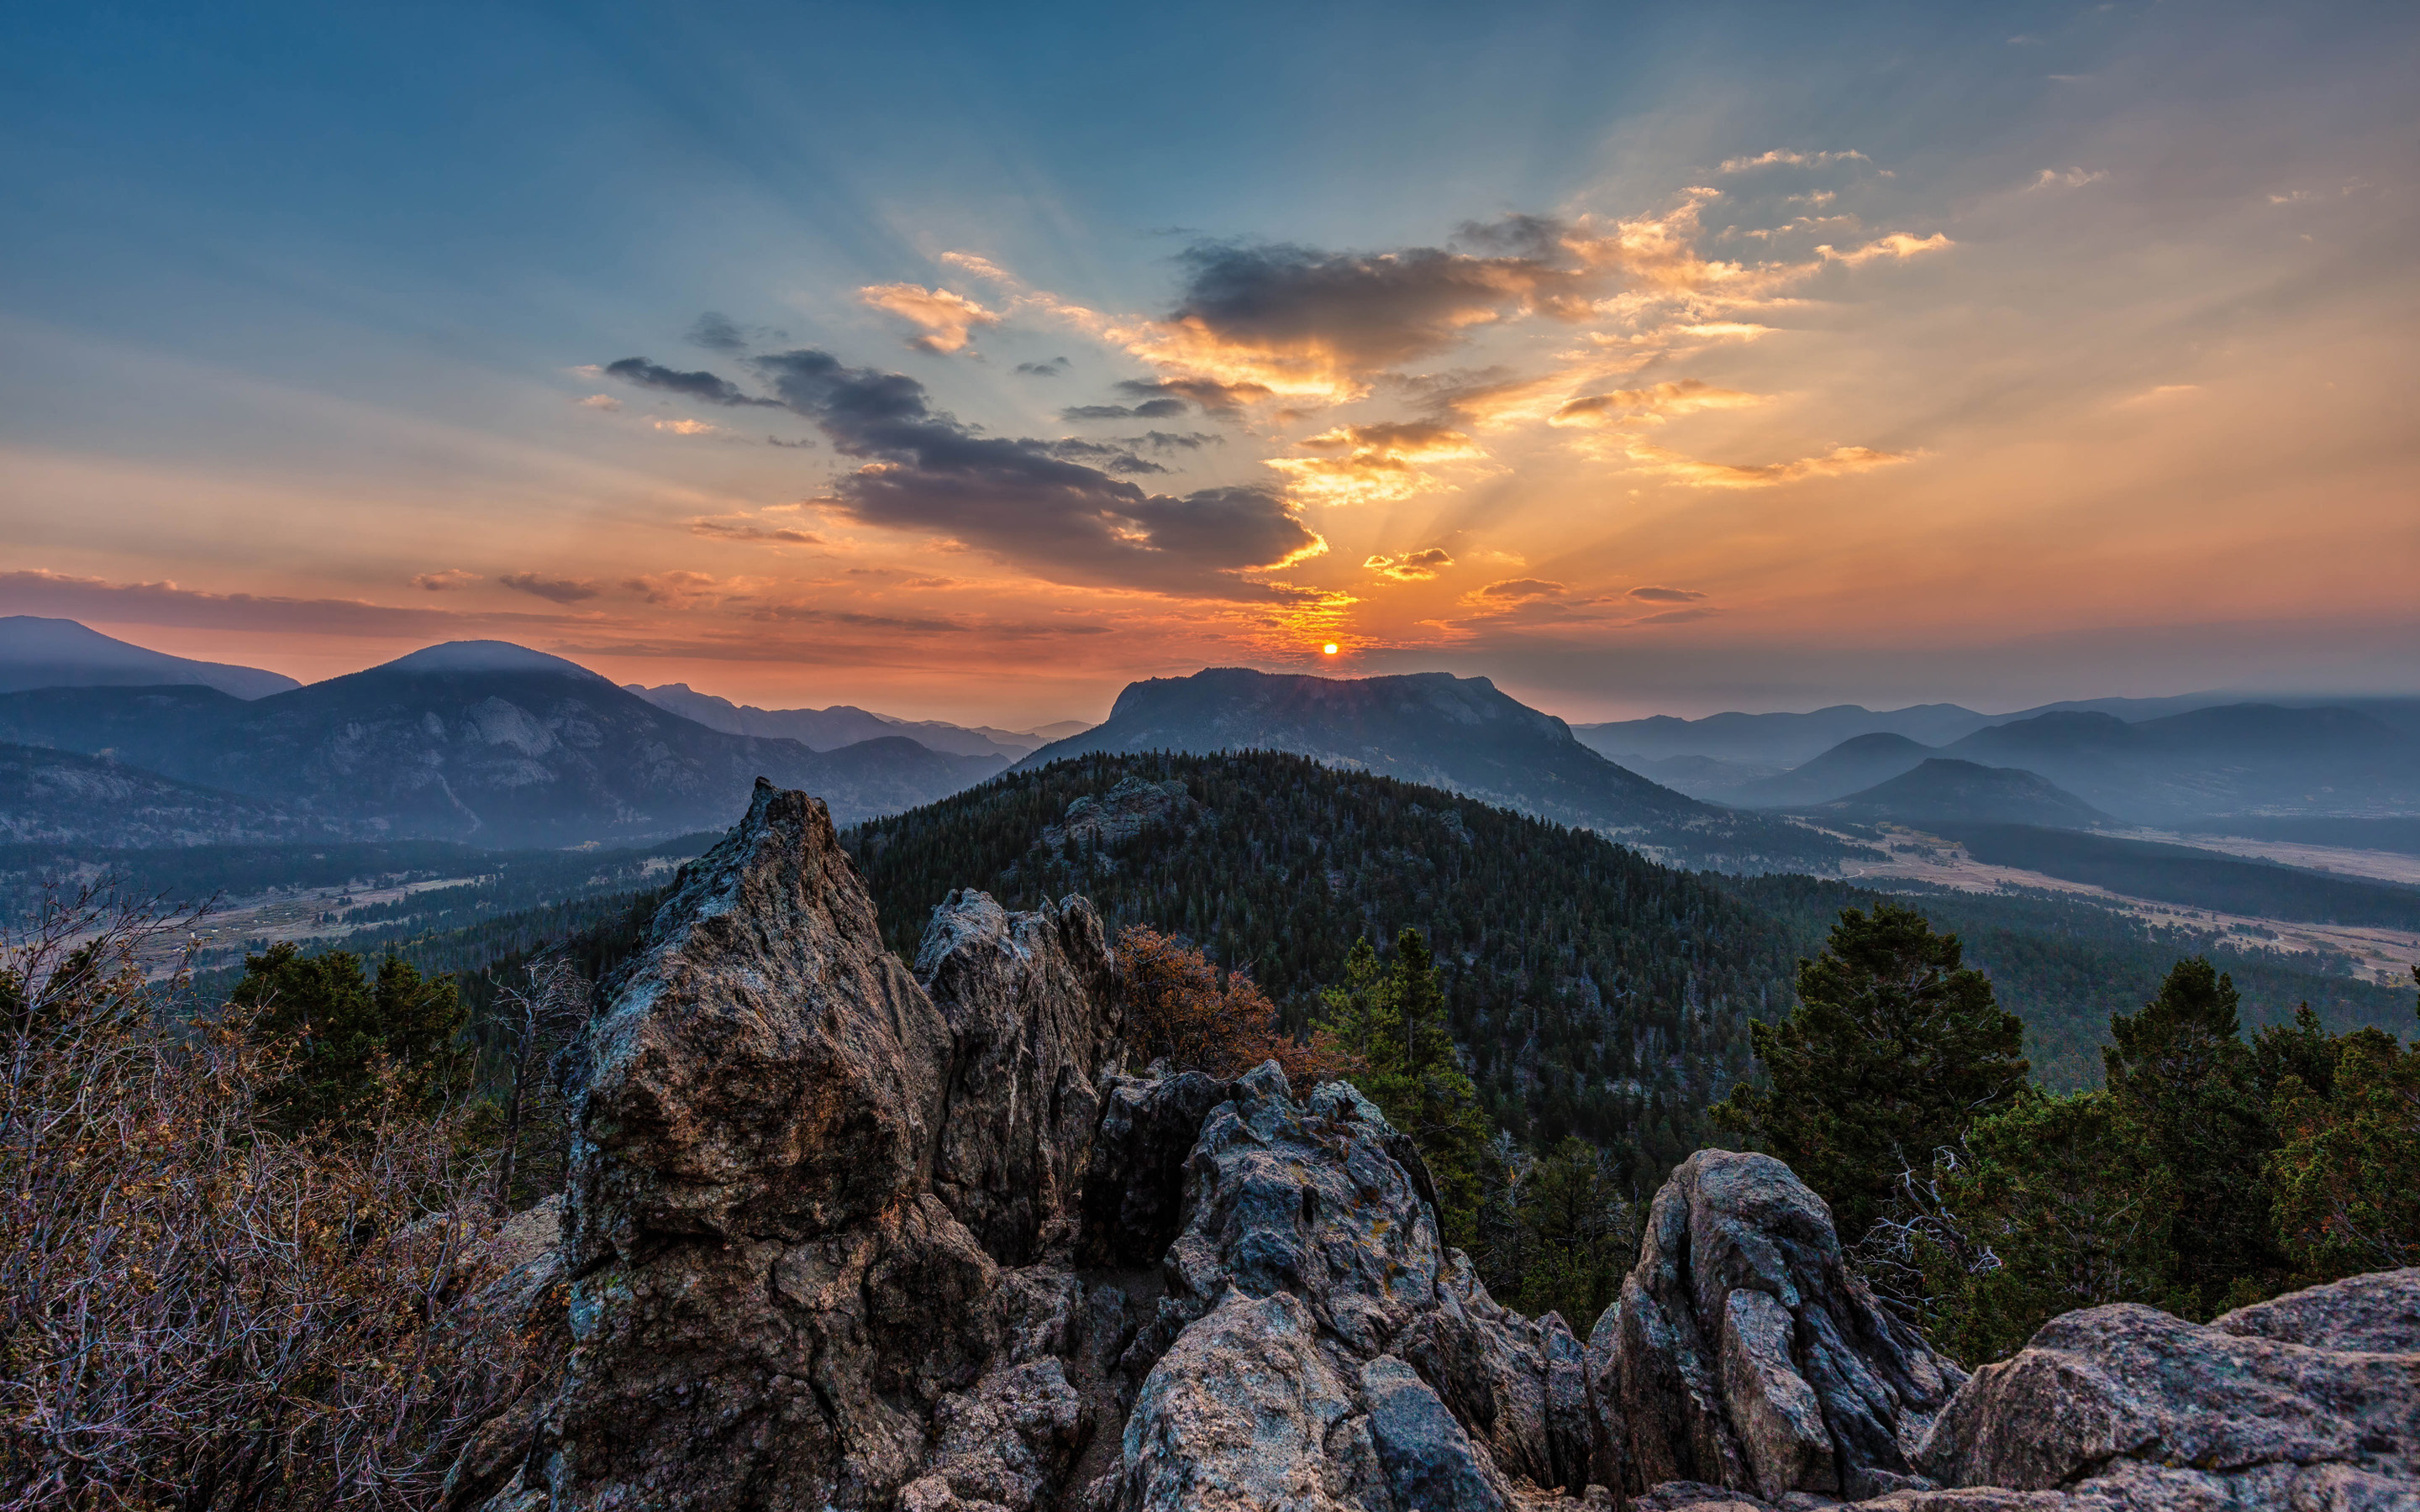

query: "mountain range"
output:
1013 666 1859 873
1732 703 2420 824
0 642 1007 848
1812 758 2114 829
624 682 1082 759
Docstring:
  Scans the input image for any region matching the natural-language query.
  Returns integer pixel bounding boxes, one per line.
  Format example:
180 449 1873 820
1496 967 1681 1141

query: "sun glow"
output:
1323 643 1339 655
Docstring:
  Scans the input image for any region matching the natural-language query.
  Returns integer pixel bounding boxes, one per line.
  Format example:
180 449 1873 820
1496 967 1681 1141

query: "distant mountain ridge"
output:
626 682 1064 759
1014 666 1860 873
0 742 352 848
0 616 299 699
0 642 1006 847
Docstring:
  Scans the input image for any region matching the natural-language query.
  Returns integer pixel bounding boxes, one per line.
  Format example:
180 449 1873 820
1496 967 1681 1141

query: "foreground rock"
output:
1592 1148 1965 1503
1630 1266 2420 1512
455 779 2419 1512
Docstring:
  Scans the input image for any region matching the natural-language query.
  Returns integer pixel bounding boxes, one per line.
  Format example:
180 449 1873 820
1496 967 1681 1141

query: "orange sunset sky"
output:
3 2 2414 728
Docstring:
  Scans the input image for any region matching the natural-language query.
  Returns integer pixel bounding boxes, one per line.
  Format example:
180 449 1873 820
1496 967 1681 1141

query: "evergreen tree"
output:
1891 1088 2181 1364
229 942 469 1127
2102 958 2279 1314
1712 902 2029 1245
1319 928 1490 1246
1509 1137 1637 1331
2265 968 2420 1280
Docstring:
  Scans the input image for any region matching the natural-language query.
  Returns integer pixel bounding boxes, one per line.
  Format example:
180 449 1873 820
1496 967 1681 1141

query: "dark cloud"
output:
1131 430 1224 450
1365 547 1455 581
1037 438 1168 475
499 572 602 604
1116 376 1273 415
1627 585 1708 602
1451 213 1567 260
1059 400 1188 421
1633 606 1721 625
765 435 817 449
741 348 1320 596
410 569 477 591
1015 357 1071 377
1165 237 1588 376
602 357 782 407
1477 578 1568 601
687 312 747 353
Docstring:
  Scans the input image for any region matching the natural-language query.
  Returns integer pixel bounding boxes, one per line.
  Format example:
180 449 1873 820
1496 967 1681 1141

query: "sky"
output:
3 0 2415 728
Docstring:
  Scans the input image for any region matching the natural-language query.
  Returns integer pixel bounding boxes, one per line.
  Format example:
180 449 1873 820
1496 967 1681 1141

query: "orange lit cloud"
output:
1619 440 1916 488
857 283 1003 354
411 569 478 591
1364 547 1455 580
1549 380 1764 428
1265 421 1488 506
1819 232 1954 265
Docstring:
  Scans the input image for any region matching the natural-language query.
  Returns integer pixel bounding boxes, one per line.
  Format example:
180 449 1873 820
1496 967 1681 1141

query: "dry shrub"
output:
0 887 539 1509
1117 925 1356 1089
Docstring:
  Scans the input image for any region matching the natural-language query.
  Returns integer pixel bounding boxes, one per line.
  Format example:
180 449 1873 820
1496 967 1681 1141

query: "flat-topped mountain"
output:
0 641 1004 847
0 615 299 698
1012 666 1857 872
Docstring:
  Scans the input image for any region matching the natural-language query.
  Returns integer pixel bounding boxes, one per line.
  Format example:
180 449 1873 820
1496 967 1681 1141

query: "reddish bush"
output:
1118 925 1357 1090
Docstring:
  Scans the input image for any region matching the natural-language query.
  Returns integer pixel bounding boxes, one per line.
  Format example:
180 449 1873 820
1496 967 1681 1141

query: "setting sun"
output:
1323 643 1339 655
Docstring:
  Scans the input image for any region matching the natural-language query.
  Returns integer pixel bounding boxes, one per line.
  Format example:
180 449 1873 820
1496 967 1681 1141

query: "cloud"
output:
1036 437 1168 475
602 357 783 407
1476 578 1567 601
2117 383 2204 407
412 569 479 592
1632 606 1721 625
1627 585 1707 602
1718 149 1871 173
2030 167 2110 190
1549 380 1762 428
1130 429 1224 450
740 348 1323 596
622 570 738 606
687 509 824 546
1015 357 1071 376
499 572 602 604
1265 421 1488 506
687 312 747 353
1623 441 1915 488
1364 547 1455 581
1127 235 1595 402
857 283 1002 354
765 434 817 449
576 393 622 411
1818 232 1954 266
0 569 571 636
653 417 730 437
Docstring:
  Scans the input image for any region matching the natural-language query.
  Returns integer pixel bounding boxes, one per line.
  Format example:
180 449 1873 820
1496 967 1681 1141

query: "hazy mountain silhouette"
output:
1813 758 2112 829
0 616 299 699
1730 732 1933 808
626 682 1047 759
1013 667 1860 872
0 641 1005 846
1573 701 1991 766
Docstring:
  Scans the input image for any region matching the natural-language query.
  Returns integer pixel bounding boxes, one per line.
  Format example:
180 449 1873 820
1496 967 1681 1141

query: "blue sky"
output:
3 1 2414 724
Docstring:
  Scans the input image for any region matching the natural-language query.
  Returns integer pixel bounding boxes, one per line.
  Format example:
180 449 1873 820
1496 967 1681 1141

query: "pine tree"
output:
1510 1137 1637 1331
1318 928 1490 1246
1712 902 2029 1245
229 943 470 1128
2103 958 2280 1315
2265 968 2420 1280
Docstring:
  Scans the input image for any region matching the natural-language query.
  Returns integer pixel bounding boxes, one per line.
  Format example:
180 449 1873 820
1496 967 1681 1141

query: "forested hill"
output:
844 751 1798 1185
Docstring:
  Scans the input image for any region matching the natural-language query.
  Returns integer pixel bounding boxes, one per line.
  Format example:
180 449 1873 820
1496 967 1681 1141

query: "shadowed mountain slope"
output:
1014 666 1859 873
0 616 299 698
1574 701 1991 766
1731 732 1933 808
0 742 348 848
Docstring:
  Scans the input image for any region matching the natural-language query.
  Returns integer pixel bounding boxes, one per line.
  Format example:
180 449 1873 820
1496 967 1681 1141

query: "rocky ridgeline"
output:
452 782 2420 1512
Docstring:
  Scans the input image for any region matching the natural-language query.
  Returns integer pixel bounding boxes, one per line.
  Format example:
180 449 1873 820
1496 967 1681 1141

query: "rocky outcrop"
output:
539 781 1132 1511
1912 1268 2420 1510
463 779 2419 1512
1591 1149 1964 1503
1113 1067 1597 1509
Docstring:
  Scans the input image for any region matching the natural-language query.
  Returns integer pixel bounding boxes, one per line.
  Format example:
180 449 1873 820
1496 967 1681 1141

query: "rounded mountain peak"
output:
371 640 605 680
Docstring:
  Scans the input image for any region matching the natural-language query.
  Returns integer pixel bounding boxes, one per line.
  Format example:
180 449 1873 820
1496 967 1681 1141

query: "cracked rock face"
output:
1914 1268 2420 1510
546 781 1128 1511
1591 1148 1965 1504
